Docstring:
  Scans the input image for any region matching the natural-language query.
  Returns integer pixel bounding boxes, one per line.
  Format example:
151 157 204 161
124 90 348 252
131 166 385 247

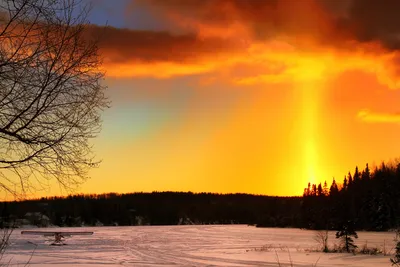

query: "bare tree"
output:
314 230 329 252
0 0 108 197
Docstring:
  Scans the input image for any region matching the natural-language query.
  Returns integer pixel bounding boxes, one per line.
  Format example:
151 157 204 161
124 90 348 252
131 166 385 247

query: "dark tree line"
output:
302 162 400 231
0 192 302 227
0 161 399 230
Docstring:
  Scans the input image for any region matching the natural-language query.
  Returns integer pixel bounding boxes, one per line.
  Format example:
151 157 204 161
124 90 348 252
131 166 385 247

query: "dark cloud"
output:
130 0 400 50
339 0 400 49
86 26 245 64
131 0 332 40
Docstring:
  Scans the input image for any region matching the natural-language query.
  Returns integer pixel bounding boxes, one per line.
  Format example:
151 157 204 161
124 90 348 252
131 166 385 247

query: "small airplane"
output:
21 230 94 245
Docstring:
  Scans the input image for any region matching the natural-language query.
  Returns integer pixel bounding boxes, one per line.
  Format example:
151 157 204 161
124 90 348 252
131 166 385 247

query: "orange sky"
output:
7 0 400 199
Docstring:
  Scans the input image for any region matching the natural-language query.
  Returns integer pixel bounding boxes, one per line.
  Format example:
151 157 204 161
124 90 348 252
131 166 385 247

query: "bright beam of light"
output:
296 61 325 190
302 82 318 186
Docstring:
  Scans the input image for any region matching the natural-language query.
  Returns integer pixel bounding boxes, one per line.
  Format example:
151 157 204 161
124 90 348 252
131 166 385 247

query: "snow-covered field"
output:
4 225 397 266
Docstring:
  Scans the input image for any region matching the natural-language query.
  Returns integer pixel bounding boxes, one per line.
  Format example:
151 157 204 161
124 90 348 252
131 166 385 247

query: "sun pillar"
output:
300 81 319 186
294 58 326 192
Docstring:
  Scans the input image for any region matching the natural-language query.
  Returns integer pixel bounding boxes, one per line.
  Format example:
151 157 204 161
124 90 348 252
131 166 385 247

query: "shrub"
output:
314 230 329 252
359 241 382 255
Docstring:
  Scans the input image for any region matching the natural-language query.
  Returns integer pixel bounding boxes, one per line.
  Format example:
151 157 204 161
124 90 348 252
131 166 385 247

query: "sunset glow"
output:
12 0 400 199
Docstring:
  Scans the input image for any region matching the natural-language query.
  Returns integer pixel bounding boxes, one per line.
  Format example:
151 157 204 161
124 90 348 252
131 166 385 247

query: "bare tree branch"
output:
0 0 108 196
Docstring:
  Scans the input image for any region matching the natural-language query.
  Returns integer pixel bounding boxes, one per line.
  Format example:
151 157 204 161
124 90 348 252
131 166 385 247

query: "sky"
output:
32 0 400 197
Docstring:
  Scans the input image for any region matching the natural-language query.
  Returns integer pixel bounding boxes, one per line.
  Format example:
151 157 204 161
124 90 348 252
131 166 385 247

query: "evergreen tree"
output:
329 179 339 196
336 221 358 252
306 183 311 196
347 172 353 188
303 188 309 197
391 229 400 266
322 181 329 196
353 166 361 183
391 242 400 266
362 163 370 181
372 194 391 231
317 183 323 196
311 184 317 196
343 176 348 191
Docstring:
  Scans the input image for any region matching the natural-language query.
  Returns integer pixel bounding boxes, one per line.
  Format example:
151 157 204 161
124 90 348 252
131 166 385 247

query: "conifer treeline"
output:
0 161 399 231
301 162 400 231
0 192 301 227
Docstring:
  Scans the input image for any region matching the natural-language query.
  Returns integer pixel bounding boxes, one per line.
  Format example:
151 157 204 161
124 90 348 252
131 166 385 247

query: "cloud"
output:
87 26 245 64
357 109 400 124
87 0 400 88
130 0 400 49
130 0 336 42
84 25 248 78
335 0 400 50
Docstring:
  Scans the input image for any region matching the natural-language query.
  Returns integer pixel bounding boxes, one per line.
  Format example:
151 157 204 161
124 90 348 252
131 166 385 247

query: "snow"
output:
4 225 397 266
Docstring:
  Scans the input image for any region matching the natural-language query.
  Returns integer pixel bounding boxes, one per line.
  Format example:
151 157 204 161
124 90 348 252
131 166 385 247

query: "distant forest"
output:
302 162 400 231
1 161 399 231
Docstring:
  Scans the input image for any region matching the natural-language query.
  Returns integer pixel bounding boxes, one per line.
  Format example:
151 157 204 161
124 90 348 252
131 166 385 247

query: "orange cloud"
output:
104 61 218 78
357 110 400 124
89 0 400 89
98 32 400 90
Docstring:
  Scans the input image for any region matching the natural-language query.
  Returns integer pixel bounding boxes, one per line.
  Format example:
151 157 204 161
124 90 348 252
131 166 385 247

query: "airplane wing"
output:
21 231 94 236
21 231 58 236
